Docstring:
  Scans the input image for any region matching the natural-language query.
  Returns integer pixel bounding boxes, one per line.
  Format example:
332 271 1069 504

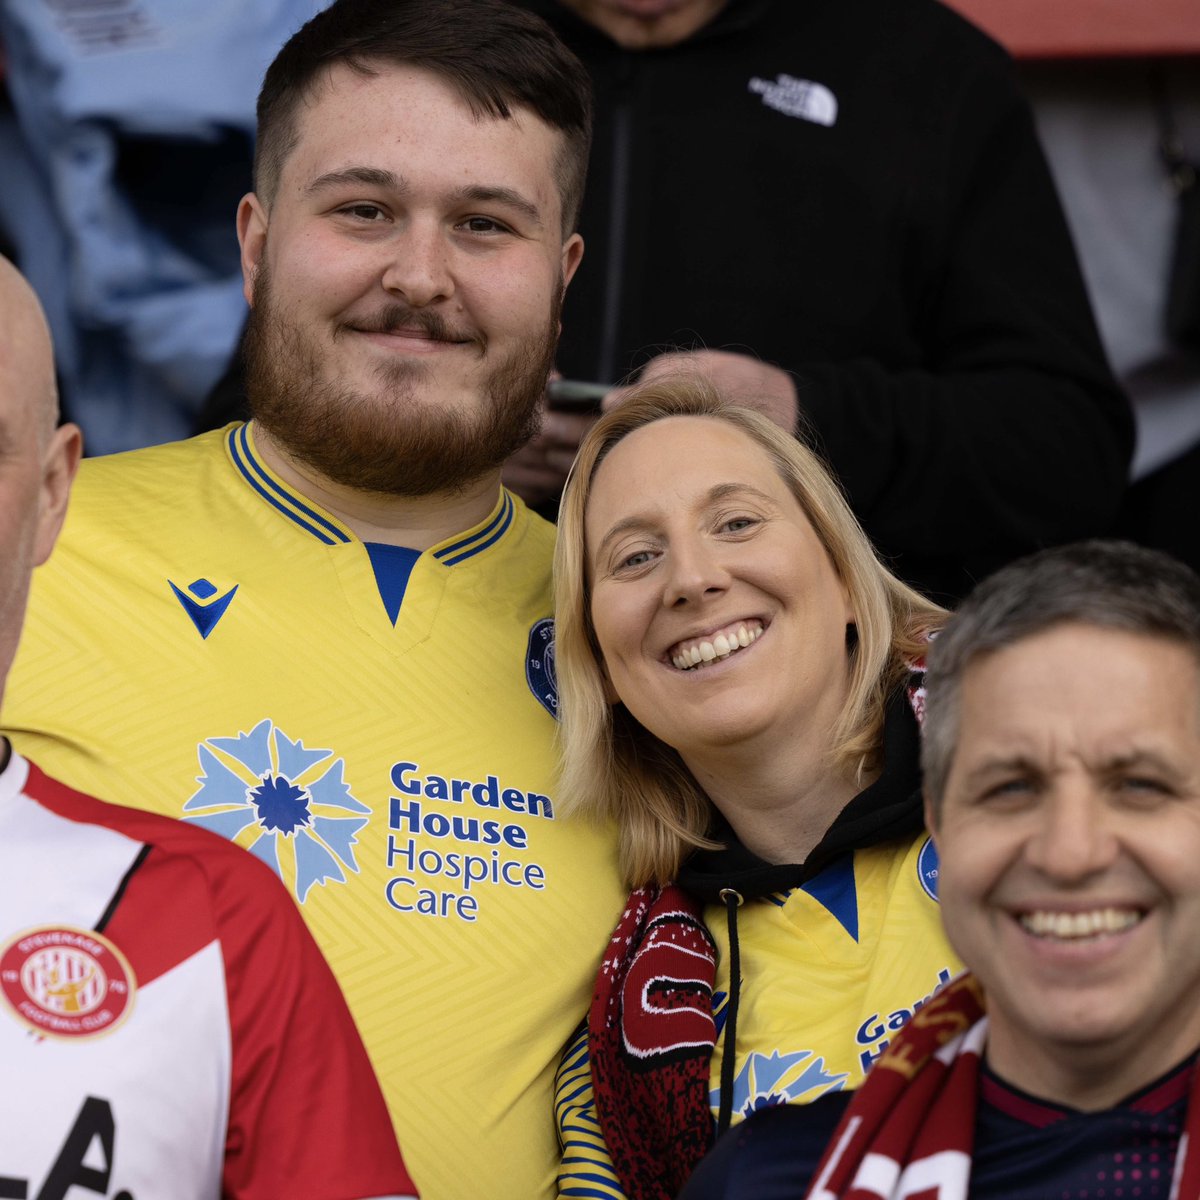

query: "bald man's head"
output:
0 259 81 709
0 257 59 446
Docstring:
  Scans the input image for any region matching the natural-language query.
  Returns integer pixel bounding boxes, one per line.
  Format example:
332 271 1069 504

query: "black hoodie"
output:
513 0 1131 601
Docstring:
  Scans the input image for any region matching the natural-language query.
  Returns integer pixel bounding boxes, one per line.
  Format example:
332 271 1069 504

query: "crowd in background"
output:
2 2 1200 1199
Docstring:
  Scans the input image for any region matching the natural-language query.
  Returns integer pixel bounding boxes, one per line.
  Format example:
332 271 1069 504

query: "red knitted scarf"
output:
806 973 1200 1200
589 884 718 1200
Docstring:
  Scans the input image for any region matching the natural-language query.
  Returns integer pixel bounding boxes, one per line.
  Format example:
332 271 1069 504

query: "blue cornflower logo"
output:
710 1049 849 1122
184 719 369 903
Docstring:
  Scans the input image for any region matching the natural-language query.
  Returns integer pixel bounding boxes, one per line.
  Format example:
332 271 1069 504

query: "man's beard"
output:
243 265 559 497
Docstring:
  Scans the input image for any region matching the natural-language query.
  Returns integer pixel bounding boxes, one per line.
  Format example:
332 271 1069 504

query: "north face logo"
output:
748 74 837 127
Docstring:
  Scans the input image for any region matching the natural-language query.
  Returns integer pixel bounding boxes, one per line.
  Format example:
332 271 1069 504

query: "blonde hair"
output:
553 376 945 888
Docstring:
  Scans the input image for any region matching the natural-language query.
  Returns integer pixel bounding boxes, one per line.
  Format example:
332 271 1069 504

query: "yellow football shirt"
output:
4 423 624 1200
556 835 960 1198
705 835 960 1109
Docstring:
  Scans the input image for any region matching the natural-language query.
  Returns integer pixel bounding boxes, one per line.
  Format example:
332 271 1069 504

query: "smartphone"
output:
546 378 611 413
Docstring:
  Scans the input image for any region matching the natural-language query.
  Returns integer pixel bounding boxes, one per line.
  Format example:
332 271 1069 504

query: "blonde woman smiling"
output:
553 379 959 1200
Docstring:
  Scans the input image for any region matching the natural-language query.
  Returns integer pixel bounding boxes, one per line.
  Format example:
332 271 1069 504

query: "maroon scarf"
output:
589 884 718 1200
806 973 1200 1199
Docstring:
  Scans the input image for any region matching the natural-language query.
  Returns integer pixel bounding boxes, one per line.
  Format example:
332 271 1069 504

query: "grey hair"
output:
922 539 1200 817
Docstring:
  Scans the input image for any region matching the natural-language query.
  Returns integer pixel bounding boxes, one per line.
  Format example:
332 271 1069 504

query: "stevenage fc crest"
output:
918 836 940 902
1 927 135 1039
526 618 558 718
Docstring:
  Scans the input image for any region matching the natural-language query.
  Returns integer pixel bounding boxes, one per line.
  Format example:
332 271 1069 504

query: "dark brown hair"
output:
255 0 591 233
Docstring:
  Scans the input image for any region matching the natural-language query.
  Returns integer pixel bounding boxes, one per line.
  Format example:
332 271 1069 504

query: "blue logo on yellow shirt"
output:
918 836 940 902
183 719 370 903
711 1049 849 1121
169 577 238 639
526 618 558 718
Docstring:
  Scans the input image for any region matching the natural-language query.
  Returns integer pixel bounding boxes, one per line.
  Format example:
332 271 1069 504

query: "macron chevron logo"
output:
170 577 239 639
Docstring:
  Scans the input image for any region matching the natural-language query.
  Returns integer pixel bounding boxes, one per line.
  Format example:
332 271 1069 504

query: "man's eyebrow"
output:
1101 748 1188 779
957 755 1036 789
305 166 404 196
957 748 1189 790
450 185 544 229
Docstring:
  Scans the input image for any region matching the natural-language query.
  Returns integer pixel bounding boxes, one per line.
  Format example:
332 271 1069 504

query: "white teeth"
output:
1019 908 1141 940
671 623 763 672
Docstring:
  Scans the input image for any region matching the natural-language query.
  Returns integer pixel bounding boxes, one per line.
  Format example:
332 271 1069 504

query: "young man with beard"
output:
0 3 624 1197
680 540 1200 1199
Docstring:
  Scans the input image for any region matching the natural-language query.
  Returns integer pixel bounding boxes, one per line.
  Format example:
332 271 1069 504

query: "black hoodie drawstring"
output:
669 687 925 1145
716 887 744 1136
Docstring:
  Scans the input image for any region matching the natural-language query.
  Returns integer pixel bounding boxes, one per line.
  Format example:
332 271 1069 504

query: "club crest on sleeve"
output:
0 926 135 1039
526 618 558 718
918 836 940 902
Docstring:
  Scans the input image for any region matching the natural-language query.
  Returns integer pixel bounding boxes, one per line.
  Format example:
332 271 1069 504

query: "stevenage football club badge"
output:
0 926 136 1039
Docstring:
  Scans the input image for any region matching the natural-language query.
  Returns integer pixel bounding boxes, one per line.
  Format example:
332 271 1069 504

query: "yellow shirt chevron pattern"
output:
556 835 959 1198
4 423 624 1200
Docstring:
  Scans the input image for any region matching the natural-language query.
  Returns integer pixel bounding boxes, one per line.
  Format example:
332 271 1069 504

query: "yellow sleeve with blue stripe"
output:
556 1020 626 1199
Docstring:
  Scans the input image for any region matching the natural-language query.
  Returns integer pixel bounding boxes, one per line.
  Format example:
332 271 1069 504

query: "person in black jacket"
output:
504 0 1132 601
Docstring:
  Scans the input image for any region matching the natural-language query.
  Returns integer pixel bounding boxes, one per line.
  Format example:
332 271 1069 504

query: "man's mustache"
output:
339 305 486 352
